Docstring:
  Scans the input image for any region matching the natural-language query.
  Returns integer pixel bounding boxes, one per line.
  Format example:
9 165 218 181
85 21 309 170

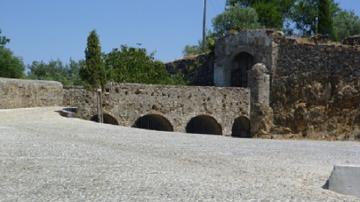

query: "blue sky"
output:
0 0 359 65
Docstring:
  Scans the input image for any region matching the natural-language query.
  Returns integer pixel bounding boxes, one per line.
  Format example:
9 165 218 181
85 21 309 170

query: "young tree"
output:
318 0 335 37
80 30 106 89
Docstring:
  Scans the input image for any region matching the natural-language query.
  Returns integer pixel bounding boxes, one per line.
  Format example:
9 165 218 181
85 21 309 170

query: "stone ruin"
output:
1 29 360 140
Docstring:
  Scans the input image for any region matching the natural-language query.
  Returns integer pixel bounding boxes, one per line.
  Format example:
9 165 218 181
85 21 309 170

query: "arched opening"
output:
90 113 119 125
231 52 254 87
133 114 173 132
186 115 222 135
232 116 251 138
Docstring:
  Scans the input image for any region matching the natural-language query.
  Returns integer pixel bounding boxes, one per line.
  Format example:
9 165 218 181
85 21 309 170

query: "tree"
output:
225 0 295 29
333 10 360 41
0 47 24 78
213 7 261 36
318 0 335 37
80 30 106 89
27 59 83 86
105 46 186 85
288 0 339 36
0 30 24 78
0 30 10 47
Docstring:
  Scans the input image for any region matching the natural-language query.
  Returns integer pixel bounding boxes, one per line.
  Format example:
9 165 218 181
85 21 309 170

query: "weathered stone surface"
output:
343 35 360 46
0 78 63 109
272 38 360 140
64 83 250 136
165 53 214 86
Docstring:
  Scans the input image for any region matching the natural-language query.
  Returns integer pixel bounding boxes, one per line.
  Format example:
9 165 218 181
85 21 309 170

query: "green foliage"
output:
213 7 261 36
80 30 106 89
318 0 335 37
27 59 83 86
0 30 24 78
183 32 216 56
225 0 294 29
105 46 187 85
0 30 10 47
333 10 360 41
288 0 339 36
0 47 24 78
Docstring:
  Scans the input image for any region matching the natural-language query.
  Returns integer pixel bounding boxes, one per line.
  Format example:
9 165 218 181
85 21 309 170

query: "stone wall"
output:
64 83 250 136
0 78 63 109
271 38 360 140
165 53 214 86
214 29 278 86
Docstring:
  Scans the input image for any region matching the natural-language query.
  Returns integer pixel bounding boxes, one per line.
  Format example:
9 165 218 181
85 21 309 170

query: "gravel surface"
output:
0 107 359 201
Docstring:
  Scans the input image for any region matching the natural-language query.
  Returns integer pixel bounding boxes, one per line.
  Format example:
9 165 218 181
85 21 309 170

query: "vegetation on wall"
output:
105 46 187 85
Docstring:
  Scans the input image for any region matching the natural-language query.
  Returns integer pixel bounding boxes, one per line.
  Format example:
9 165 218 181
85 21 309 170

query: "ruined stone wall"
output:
165 53 214 86
64 83 250 135
214 29 278 86
0 78 63 109
271 38 360 140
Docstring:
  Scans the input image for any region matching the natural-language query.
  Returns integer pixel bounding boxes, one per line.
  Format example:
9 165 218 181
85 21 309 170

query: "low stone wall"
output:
0 78 63 109
271 38 360 140
64 83 250 136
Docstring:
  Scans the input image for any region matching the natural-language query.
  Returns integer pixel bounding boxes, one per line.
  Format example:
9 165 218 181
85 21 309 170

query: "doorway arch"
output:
186 115 222 135
232 116 251 138
133 114 174 132
90 113 119 125
231 52 254 87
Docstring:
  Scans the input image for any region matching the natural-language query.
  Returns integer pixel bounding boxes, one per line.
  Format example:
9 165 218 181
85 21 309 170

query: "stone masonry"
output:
64 83 250 136
0 78 63 109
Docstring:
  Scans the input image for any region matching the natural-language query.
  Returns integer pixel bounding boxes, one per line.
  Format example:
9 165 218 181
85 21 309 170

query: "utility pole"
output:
202 0 207 51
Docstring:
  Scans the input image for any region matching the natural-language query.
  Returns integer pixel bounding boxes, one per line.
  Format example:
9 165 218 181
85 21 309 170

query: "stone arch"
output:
90 113 119 125
186 115 222 135
232 116 251 138
133 114 174 132
231 52 255 87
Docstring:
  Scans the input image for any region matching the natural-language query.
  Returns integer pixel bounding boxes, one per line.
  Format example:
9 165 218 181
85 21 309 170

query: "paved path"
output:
0 107 359 201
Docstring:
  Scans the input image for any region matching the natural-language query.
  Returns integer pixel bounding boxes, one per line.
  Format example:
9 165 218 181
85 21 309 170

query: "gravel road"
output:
0 107 359 201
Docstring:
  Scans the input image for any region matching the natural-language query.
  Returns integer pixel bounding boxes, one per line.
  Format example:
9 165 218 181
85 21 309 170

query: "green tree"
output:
333 10 360 41
213 7 261 36
80 30 106 89
318 0 335 37
288 0 339 36
27 59 83 86
105 46 186 85
0 30 24 78
225 0 294 29
0 47 24 78
0 30 10 47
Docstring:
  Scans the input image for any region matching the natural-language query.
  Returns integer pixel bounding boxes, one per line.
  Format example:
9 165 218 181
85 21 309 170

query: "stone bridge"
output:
64 83 251 137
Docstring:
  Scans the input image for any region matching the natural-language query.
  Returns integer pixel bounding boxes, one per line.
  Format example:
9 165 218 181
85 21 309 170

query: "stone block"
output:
327 165 360 197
